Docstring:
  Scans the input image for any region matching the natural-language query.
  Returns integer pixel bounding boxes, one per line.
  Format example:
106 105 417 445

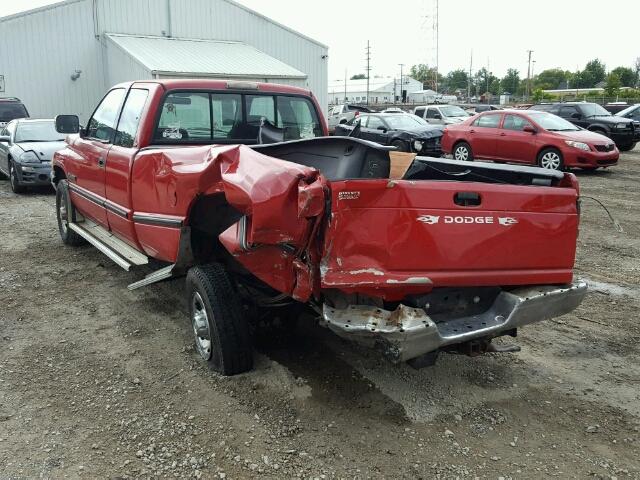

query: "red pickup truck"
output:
52 79 586 375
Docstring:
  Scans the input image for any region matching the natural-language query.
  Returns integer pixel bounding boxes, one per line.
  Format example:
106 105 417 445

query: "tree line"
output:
406 58 640 99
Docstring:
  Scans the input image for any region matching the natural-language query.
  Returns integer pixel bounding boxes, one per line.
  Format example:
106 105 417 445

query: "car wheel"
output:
56 179 85 246
186 264 253 376
9 162 26 194
618 142 636 152
453 142 474 161
537 148 564 171
391 139 409 152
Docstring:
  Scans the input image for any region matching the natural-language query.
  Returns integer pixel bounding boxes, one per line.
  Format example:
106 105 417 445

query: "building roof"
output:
106 34 307 79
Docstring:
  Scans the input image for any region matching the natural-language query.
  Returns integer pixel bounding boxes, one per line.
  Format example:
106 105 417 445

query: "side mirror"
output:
570 112 582 119
55 114 80 134
377 126 387 132
0 135 10 143
523 125 537 134
434 113 442 119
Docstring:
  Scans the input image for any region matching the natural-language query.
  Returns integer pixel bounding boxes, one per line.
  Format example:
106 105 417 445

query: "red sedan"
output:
441 109 619 170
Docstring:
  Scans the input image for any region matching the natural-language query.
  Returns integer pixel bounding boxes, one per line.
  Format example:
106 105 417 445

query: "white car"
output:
413 104 470 125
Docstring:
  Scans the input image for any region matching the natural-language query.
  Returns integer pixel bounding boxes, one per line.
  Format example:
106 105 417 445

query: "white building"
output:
0 0 328 122
328 76 423 105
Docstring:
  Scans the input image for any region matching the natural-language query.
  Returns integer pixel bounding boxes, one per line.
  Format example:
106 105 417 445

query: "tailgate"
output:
321 179 579 300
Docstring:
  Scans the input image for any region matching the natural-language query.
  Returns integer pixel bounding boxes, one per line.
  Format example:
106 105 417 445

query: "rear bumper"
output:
322 281 587 362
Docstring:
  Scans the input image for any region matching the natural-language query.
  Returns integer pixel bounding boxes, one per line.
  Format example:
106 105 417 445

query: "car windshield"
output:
15 121 65 142
616 104 639 117
0 103 28 122
439 105 468 117
384 114 428 129
579 103 611 117
528 112 580 131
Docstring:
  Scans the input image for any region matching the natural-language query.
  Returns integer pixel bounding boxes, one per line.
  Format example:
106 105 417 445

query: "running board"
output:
127 265 175 290
68 220 149 271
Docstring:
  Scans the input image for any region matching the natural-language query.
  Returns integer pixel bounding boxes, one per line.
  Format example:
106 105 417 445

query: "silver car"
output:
0 118 65 193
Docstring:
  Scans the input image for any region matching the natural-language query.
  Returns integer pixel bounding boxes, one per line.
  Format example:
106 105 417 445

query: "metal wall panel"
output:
0 0 106 122
0 0 328 121
105 36 152 86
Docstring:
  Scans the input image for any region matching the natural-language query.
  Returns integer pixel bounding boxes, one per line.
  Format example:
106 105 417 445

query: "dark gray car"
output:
0 119 65 193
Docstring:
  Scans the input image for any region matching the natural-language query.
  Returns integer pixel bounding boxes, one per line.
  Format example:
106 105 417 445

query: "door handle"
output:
500 132 507 136
97 156 106 168
454 191 481 206
469 129 475 134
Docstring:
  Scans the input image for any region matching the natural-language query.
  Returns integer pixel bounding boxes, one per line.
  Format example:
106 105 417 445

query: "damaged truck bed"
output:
52 80 586 375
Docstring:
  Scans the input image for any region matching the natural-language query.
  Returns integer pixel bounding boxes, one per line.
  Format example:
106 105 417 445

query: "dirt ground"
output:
1 147 639 480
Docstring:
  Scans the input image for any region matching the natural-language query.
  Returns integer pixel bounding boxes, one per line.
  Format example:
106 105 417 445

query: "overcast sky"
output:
4 0 639 83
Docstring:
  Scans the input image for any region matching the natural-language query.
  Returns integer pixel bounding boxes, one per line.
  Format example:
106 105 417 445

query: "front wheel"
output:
453 142 474 161
390 139 409 152
186 264 253 376
9 162 26 194
537 148 564 171
56 179 85 246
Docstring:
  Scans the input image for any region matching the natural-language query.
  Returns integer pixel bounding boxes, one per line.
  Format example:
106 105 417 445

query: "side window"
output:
367 116 385 130
245 95 275 125
211 93 241 140
475 114 502 128
275 96 322 140
114 89 148 147
503 114 532 131
426 108 439 119
86 88 126 142
632 108 640 121
559 106 578 118
156 92 211 141
414 107 425 118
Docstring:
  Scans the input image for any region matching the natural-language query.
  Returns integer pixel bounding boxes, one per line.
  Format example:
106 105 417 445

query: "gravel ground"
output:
1 147 639 479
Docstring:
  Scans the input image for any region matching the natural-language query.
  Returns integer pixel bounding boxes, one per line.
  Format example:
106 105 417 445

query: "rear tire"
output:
390 139 409 152
453 142 474 161
618 142 636 152
9 162 26 194
56 179 85 246
186 264 253 376
537 147 564 171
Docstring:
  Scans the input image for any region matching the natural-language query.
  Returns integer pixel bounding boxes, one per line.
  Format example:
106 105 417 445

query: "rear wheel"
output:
453 142 473 161
186 264 253 376
537 148 564 171
390 139 409 152
618 142 636 152
9 162 26 194
56 179 85 246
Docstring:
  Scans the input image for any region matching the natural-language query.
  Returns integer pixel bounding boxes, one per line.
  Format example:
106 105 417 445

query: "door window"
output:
414 107 425 117
426 108 439 119
473 114 501 128
367 116 385 130
115 89 149 147
502 114 532 131
559 106 579 118
86 88 126 142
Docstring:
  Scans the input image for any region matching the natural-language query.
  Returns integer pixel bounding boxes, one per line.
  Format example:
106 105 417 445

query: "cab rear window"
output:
0 103 28 122
154 91 322 143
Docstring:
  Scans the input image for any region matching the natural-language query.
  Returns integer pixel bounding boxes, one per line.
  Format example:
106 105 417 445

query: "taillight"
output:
354 111 360 117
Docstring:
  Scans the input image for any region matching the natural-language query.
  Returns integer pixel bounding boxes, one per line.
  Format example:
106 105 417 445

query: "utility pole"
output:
365 40 371 106
434 0 439 93
526 49 534 100
344 69 347 103
398 63 404 103
468 49 473 101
